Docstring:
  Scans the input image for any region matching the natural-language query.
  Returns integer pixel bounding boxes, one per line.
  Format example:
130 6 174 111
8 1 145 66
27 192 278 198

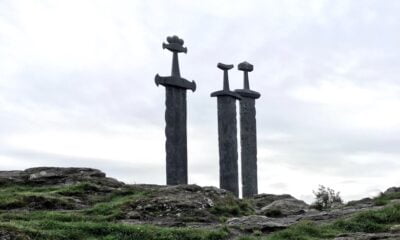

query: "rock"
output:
384 187 400 195
251 193 295 210
390 224 400 233
260 198 309 217
346 197 374 208
334 233 400 239
389 199 400 206
300 205 384 223
123 184 244 226
227 215 298 232
0 167 124 187
0 229 31 240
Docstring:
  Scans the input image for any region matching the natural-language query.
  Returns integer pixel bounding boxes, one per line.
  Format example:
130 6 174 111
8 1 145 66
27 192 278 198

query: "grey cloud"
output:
1 0 400 201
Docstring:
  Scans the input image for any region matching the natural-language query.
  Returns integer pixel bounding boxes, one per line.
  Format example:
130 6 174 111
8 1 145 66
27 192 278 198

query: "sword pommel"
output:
217 63 234 70
163 35 187 53
238 61 253 72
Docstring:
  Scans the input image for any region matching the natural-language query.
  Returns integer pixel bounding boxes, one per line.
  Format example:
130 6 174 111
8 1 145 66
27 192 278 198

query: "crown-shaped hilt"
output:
162 35 187 53
161 35 187 77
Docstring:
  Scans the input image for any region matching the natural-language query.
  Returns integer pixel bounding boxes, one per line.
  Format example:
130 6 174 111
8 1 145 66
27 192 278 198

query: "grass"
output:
2 183 400 240
373 192 400 206
264 204 400 240
0 183 230 240
0 220 230 240
210 197 254 217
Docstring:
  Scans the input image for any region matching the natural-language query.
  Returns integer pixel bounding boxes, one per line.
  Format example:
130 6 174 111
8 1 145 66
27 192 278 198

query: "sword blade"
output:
240 97 258 197
165 86 188 185
217 96 239 197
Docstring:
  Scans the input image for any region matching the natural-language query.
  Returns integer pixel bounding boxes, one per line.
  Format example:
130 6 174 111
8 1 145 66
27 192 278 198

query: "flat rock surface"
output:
227 215 299 232
0 167 123 187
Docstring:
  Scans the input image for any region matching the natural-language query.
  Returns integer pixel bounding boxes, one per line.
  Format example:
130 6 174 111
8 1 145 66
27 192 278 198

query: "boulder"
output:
346 197 374 208
260 198 309 217
334 233 400 240
384 187 400 195
0 167 124 187
0 229 31 240
251 193 295 210
123 184 244 226
227 215 298 232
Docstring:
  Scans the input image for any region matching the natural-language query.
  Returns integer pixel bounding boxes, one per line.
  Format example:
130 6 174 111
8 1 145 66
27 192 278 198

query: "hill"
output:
1 167 400 240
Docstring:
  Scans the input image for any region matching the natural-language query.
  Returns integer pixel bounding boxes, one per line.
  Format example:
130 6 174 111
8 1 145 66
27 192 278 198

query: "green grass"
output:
373 192 400 206
0 220 229 240
210 197 254 217
2 183 400 240
264 204 400 240
0 183 230 240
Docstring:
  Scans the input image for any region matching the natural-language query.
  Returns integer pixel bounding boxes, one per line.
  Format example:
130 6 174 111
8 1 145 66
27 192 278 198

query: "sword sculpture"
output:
235 61 261 197
211 63 241 197
155 35 196 185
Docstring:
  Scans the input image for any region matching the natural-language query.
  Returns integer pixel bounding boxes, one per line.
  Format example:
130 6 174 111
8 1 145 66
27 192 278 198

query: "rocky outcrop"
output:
122 184 251 226
1 167 400 239
384 187 400 195
334 233 400 240
0 167 123 187
251 193 295 210
259 198 309 217
227 215 298 232
0 229 31 240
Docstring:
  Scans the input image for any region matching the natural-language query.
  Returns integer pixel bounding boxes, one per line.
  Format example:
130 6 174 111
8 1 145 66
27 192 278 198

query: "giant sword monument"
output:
211 63 241 197
155 36 196 185
235 61 261 197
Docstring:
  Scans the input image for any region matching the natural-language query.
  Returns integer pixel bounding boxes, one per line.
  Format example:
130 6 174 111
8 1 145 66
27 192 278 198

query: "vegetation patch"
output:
211 197 254 217
373 192 400 206
265 204 400 240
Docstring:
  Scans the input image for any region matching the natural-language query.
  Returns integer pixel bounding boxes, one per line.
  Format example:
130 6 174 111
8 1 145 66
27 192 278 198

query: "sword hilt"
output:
238 61 253 90
211 63 241 99
155 35 195 92
235 61 260 99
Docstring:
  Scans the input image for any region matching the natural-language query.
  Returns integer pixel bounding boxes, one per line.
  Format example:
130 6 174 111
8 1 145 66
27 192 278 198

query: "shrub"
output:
311 185 343 210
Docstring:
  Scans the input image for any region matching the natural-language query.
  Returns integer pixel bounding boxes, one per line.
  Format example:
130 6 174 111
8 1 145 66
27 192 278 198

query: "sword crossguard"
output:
155 74 196 92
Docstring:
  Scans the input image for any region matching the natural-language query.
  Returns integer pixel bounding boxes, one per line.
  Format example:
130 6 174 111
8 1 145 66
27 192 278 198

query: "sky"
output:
1 0 400 203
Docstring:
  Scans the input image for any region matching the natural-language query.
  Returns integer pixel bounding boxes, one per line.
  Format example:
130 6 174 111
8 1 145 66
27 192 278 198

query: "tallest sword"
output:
155 36 196 185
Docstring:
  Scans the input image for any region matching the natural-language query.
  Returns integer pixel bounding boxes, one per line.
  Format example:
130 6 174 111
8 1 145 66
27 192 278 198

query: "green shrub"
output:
311 185 343 210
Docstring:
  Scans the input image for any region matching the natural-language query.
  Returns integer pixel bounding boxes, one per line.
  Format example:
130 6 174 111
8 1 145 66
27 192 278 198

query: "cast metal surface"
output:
155 35 196 185
211 63 241 197
235 61 261 198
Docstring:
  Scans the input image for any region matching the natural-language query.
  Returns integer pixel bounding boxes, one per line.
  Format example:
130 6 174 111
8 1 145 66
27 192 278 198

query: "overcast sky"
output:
1 0 400 203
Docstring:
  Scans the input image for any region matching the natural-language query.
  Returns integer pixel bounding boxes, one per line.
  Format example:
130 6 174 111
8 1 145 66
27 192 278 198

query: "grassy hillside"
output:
1 180 400 239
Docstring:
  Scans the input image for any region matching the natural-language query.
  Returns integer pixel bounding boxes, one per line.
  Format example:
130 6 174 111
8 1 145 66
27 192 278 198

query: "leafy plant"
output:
311 185 343 210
